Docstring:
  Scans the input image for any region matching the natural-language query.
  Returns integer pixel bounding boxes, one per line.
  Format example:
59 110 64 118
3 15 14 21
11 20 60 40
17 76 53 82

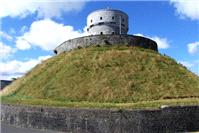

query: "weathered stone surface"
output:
54 35 158 54
1 104 199 133
87 9 128 35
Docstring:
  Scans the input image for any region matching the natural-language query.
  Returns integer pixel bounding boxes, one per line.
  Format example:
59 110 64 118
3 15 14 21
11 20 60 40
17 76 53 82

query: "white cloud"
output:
16 19 86 51
0 42 16 59
151 36 170 49
134 33 144 37
134 33 170 49
179 61 194 68
170 0 199 20
20 26 28 33
16 38 31 50
0 55 51 80
178 60 199 75
187 41 199 55
37 55 51 61
0 31 13 41
0 0 85 19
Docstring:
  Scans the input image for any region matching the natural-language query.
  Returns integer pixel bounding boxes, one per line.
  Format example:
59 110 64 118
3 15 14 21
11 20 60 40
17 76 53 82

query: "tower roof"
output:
88 8 128 17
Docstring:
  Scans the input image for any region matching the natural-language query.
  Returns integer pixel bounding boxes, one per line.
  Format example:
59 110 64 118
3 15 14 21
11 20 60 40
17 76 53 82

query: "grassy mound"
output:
1 46 199 108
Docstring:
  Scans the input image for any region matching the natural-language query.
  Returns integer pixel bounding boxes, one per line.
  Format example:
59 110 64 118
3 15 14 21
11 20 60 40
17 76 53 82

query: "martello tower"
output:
54 8 158 54
87 9 128 35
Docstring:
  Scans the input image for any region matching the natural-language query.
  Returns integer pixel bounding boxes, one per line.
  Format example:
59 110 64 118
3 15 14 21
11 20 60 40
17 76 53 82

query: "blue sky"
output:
0 0 199 80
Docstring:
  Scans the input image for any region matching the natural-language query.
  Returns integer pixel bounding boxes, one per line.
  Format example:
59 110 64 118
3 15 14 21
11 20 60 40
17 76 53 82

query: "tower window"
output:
112 16 114 20
99 22 104 25
100 17 102 20
100 32 103 35
90 24 94 28
122 18 124 22
112 32 115 35
91 19 92 23
110 22 116 24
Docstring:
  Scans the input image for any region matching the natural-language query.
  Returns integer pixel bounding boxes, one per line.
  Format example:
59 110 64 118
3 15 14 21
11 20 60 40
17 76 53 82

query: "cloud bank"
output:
0 42 16 59
187 41 199 55
134 33 170 49
16 19 87 51
179 60 199 75
0 0 85 19
0 31 13 41
170 0 199 20
0 55 51 80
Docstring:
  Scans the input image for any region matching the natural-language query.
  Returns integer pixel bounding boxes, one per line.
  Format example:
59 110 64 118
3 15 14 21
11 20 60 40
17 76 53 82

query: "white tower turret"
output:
87 9 129 35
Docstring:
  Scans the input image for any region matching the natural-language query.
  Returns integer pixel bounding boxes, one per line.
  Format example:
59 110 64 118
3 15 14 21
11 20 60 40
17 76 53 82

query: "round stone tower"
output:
87 9 128 35
54 8 158 54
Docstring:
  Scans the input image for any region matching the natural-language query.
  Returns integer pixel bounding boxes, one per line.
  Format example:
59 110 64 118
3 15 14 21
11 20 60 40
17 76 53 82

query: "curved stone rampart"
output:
54 35 158 54
1 104 199 133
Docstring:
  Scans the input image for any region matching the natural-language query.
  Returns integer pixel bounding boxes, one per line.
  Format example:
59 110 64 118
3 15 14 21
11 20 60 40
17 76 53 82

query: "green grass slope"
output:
1 46 199 108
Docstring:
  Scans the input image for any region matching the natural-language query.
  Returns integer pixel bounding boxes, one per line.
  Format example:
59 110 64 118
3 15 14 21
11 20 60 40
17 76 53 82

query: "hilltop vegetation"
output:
1 45 199 108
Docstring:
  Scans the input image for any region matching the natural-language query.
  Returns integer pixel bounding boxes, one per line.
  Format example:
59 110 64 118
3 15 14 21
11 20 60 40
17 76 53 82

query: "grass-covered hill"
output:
1 46 199 108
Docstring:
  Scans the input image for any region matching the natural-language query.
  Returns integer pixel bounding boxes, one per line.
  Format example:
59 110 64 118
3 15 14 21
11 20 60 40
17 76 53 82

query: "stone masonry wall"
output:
1 104 199 133
54 35 158 54
87 9 128 35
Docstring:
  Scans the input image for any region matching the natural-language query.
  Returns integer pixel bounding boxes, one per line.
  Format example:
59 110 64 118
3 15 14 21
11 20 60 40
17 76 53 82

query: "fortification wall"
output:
54 35 158 54
1 104 199 133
